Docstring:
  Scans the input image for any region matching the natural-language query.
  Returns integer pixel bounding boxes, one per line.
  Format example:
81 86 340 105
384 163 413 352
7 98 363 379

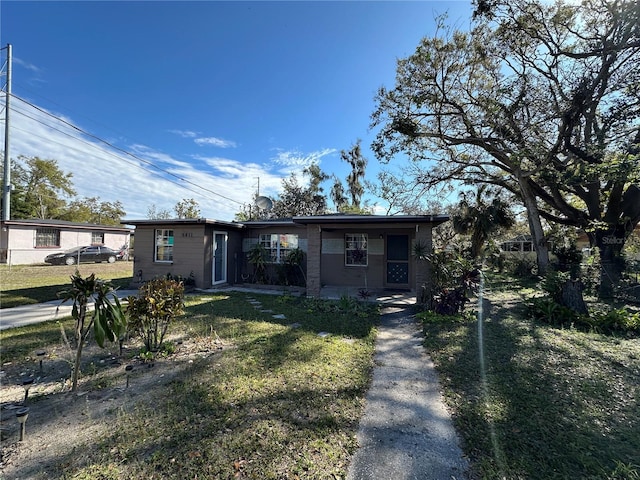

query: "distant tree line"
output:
0 155 125 225
0 155 204 224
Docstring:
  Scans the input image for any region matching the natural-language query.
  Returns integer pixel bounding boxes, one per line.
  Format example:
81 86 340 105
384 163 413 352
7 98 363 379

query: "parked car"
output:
44 246 119 265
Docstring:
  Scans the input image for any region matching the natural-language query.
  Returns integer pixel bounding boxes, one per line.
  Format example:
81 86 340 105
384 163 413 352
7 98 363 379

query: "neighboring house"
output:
500 234 536 253
124 214 449 299
0 219 132 265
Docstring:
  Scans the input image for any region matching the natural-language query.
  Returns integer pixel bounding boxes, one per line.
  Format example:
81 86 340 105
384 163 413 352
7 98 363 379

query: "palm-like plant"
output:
248 242 268 283
451 186 515 260
57 272 127 391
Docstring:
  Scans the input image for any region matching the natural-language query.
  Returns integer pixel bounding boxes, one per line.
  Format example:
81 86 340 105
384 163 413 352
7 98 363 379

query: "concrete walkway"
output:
347 306 469 480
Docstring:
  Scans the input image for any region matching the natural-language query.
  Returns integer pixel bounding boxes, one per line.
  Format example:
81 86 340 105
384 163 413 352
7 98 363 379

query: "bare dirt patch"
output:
0 331 230 479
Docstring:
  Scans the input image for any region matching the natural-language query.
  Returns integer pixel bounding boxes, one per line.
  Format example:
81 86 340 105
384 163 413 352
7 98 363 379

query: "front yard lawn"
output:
0 292 378 479
0 263 133 308
421 274 640 480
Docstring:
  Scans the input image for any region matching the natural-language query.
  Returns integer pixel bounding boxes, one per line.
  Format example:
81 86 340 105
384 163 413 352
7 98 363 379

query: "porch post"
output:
414 223 433 305
306 225 321 297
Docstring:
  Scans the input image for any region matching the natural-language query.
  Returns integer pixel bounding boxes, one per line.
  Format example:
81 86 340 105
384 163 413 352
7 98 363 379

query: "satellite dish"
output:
255 196 273 210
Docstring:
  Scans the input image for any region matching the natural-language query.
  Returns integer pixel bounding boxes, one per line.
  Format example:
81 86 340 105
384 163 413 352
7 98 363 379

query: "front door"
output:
386 234 409 286
212 232 227 284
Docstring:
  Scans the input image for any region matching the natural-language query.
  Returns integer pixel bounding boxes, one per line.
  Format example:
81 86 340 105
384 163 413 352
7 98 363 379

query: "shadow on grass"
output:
1 285 68 308
423 294 640 479
2 291 379 479
60 358 365 479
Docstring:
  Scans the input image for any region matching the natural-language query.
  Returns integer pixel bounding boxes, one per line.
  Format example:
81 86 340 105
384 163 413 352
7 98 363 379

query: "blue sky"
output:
1 1 472 221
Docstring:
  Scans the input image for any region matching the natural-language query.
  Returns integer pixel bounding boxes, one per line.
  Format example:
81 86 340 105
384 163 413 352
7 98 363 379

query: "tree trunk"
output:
470 231 484 260
72 335 84 392
595 227 627 299
72 304 87 392
560 279 588 315
519 177 550 276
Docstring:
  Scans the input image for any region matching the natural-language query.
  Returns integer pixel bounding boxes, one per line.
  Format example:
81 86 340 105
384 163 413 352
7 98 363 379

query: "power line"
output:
10 93 245 206
6 116 239 210
5 106 240 210
3 92 245 207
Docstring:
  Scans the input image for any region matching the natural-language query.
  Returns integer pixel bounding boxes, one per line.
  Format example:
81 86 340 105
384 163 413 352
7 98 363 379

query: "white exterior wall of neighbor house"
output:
2 225 130 265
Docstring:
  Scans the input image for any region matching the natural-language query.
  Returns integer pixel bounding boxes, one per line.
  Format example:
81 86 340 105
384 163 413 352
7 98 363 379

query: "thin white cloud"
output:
6 102 254 221
194 136 237 148
168 129 198 138
169 130 237 148
6 99 344 221
195 155 283 198
14 57 41 73
270 147 337 175
129 144 192 169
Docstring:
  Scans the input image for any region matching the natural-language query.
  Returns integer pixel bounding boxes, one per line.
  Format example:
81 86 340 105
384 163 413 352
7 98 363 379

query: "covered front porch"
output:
200 284 417 306
319 285 417 306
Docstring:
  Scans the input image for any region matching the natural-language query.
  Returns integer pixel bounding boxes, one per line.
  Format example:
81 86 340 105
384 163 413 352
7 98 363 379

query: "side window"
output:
345 233 368 266
155 229 174 262
35 228 60 248
91 232 105 245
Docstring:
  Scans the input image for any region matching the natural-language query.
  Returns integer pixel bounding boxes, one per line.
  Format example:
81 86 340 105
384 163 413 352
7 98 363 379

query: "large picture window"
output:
345 233 368 266
155 229 174 262
35 228 60 248
259 234 298 263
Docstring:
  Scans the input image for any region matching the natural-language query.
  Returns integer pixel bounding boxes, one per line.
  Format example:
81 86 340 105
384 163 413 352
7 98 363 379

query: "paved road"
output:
0 290 138 331
346 306 469 480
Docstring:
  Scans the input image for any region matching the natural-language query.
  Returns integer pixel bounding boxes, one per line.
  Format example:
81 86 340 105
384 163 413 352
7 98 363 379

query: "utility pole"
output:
2 44 12 221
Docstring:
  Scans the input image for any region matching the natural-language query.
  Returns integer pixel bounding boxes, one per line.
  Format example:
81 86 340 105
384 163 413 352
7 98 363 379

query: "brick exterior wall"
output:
306 225 322 297
414 225 433 304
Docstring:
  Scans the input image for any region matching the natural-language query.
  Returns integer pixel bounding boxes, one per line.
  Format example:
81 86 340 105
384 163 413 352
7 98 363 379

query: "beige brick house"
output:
124 214 448 301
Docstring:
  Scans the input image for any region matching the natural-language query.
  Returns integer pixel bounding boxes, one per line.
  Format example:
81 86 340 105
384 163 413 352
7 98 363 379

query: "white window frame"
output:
259 233 298 263
345 233 368 266
155 229 174 263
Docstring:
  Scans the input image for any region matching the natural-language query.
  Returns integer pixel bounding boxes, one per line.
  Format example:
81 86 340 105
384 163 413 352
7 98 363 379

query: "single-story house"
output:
500 234 536 253
0 219 132 265
123 214 449 299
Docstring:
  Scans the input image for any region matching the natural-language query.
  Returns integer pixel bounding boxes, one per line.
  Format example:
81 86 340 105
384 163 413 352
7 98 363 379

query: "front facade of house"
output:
0 219 132 265
125 218 244 288
125 214 449 299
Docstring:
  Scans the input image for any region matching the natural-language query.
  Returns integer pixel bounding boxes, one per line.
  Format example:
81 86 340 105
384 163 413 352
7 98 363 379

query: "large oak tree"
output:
372 0 640 295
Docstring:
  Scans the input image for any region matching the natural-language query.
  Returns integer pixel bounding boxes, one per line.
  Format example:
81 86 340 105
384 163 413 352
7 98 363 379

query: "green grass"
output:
0 316 77 363
1 292 379 479
420 275 640 480
0 263 133 308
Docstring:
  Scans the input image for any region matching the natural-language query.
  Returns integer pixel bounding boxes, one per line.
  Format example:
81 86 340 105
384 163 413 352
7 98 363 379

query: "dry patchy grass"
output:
421 276 640 480
1 292 378 479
